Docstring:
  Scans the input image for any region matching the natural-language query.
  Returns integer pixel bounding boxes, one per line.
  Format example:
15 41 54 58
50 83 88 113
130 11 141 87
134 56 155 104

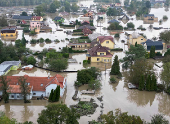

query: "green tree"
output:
20 11 28 16
101 109 144 124
18 77 31 103
164 49 170 57
145 1 151 8
48 89 54 102
21 32 27 46
71 3 79 12
152 74 157 91
139 75 145 90
150 114 169 124
107 22 123 30
110 55 120 75
146 74 151 91
37 104 80 124
39 38 44 43
150 46 155 58
52 89 57 102
0 76 9 103
161 62 170 88
48 58 68 71
121 44 146 69
0 113 17 124
0 16 8 27
124 0 129 6
27 56 36 65
64 1 71 12
56 85 60 102
127 22 135 29
48 3 57 13
160 30 170 45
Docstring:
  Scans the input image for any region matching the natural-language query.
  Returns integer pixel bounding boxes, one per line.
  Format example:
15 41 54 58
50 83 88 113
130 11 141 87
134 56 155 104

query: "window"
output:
97 58 100 61
11 95 14 98
27 83 30 85
41 84 43 86
33 93 36 95
107 59 109 62
17 95 20 98
33 23 34 24
100 53 104 55
104 59 106 62
16 83 18 85
106 41 109 44
141 39 143 40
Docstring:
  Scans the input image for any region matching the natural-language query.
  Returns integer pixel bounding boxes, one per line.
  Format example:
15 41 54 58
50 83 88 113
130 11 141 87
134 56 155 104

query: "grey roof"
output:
88 33 103 41
0 65 13 75
141 39 163 50
144 14 154 17
108 19 119 23
53 16 63 21
1 61 21 66
12 15 32 20
77 25 96 30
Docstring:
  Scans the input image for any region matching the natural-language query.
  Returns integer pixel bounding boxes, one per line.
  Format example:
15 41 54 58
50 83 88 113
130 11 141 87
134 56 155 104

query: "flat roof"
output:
0 64 13 72
1 61 21 66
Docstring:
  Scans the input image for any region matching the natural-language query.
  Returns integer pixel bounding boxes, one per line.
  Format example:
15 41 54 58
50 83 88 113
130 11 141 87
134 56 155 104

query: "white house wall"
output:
45 84 58 97
9 94 32 100
0 91 2 96
32 91 45 97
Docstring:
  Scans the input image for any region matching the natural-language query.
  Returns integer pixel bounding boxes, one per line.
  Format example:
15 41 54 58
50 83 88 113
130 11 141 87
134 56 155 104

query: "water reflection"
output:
157 92 170 116
127 89 156 107
21 105 33 122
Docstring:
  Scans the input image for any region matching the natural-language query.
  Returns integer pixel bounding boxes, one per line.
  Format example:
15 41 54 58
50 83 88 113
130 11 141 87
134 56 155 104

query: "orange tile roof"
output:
7 85 32 93
1 74 65 92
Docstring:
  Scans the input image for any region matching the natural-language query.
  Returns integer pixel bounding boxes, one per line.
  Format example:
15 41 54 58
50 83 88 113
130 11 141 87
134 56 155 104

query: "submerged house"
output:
53 16 64 23
82 28 92 36
86 44 113 63
77 25 96 30
108 19 120 24
141 39 164 53
127 32 147 45
0 61 21 76
118 14 129 24
96 36 115 49
144 14 158 22
1 26 17 37
0 74 67 100
12 15 32 20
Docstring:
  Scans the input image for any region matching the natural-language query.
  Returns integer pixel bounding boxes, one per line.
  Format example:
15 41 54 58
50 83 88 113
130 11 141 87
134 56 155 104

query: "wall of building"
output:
32 91 45 97
90 56 112 63
129 35 146 45
9 93 32 100
1 32 17 37
101 40 114 49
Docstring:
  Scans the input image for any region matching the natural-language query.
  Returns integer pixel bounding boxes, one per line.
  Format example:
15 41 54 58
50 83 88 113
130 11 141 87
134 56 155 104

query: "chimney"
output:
48 72 50 79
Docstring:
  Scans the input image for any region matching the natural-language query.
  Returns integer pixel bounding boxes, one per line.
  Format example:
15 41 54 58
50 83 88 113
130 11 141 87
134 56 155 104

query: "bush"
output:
110 77 116 83
79 36 89 39
165 86 170 95
74 81 82 87
124 27 128 30
157 84 165 92
127 22 135 29
156 52 162 56
107 22 123 30
45 38 51 43
54 39 60 43
83 60 90 64
62 53 69 58
39 38 44 43
30 30 36 35
27 56 36 65
163 15 168 20
73 29 82 32
114 33 120 38
30 39 37 44
23 27 30 33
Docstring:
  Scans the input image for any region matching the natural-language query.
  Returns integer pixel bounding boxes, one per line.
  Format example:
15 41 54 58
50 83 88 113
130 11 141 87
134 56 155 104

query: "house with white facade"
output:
0 74 67 100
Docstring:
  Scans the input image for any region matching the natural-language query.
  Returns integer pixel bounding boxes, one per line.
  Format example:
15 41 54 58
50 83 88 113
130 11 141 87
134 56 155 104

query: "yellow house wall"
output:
32 17 43 21
1 32 17 37
101 40 114 49
128 35 146 45
90 56 112 63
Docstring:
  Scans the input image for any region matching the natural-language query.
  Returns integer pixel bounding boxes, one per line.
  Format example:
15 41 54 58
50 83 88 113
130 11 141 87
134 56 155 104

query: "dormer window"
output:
41 84 43 86
100 53 104 55
106 41 109 44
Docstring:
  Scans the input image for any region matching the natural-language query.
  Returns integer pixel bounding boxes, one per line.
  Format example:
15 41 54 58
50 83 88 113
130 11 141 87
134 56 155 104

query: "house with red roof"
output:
96 36 115 49
82 28 92 36
86 44 113 63
0 74 67 100
21 20 27 24
31 16 43 21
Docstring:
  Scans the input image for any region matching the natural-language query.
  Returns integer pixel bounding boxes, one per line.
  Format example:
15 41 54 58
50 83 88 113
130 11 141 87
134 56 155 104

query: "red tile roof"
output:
1 74 65 92
97 36 114 44
83 28 92 35
7 85 32 93
31 16 42 20
88 44 112 57
21 20 26 24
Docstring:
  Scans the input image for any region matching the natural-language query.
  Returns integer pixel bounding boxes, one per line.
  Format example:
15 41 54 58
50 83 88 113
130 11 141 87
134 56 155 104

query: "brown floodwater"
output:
0 57 170 123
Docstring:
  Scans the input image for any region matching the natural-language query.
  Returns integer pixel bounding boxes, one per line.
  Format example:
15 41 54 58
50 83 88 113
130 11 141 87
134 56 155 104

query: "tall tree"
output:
161 62 170 88
0 76 9 103
160 30 170 47
18 77 31 103
48 89 54 102
52 89 57 102
139 75 144 90
146 74 151 91
110 55 120 75
150 46 155 58
37 104 80 124
56 85 60 102
121 44 146 69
